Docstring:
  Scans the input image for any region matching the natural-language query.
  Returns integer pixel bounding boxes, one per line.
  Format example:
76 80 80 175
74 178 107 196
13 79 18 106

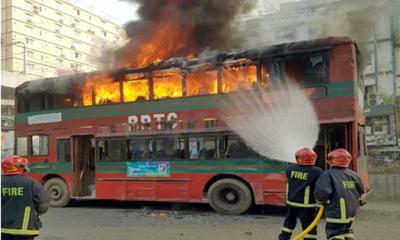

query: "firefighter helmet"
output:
327 148 352 168
1 155 29 175
295 147 317 165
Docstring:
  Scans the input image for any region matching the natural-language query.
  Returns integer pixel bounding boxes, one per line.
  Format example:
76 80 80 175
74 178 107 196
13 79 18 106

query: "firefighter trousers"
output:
326 221 354 240
278 206 318 240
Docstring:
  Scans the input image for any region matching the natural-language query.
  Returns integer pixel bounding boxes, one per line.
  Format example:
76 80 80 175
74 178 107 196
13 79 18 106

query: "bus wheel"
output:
44 178 70 207
207 178 252 215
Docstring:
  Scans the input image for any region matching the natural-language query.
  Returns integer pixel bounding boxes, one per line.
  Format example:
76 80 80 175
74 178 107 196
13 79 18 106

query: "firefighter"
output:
314 148 365 240
278 147 323 240
1 155 49 240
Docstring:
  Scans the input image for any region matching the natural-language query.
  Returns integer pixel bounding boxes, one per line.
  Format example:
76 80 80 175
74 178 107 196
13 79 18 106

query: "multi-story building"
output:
1 0 124 79
237 0 400 161
1 71 32 157
1 0 125 156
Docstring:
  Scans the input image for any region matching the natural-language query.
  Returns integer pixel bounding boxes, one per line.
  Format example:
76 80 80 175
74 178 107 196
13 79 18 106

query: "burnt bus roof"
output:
16 36 355 94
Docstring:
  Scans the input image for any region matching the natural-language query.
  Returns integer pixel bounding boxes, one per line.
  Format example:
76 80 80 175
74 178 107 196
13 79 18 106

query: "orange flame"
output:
83 75 119 106
81 16 258 106
153 69 183 99
222 65 257 93
82 65 258 106
117 22 195 68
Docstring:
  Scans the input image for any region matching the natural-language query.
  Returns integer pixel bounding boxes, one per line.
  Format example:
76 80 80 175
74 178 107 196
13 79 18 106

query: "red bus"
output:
14 37 369 214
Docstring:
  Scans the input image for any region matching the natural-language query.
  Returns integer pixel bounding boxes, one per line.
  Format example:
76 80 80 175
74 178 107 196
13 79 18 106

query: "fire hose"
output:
291 205 325 240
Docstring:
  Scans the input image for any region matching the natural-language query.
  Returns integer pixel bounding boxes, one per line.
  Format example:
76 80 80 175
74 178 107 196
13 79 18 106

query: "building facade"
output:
1 71 33 157
1 0 124 79
237 0 400 161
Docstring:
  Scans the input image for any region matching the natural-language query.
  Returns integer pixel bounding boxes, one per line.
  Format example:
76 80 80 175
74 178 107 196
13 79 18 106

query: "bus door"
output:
72 135 95 197
314 123 352 169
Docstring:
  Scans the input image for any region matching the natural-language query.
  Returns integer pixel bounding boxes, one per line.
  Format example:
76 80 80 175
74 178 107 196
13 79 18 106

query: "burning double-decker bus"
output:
14 37 369 214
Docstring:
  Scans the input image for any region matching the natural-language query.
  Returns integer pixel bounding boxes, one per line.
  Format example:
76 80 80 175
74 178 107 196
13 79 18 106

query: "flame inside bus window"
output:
260 64 270 89
221 64 257 93
186 67 218 96
124 73 149 102
153 69 182 100
83 75 120 105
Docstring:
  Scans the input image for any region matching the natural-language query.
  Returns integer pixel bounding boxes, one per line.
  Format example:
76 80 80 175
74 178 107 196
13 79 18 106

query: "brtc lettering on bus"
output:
128 112 178 130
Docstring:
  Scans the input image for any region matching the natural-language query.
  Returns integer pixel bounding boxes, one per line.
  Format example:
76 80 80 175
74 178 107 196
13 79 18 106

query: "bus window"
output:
123 73 149 102
153 69 182 100
127 138 152 160
154 136 185 160
57 139 71 162
32 135 48 156
221 64 257 93
189 135 218 159
285 55 327 84
17 98 29 113
28 94 44 112
225 136 256 158
16 137 28 156
186 67 218 96
260 64 271 89
98 138 126 161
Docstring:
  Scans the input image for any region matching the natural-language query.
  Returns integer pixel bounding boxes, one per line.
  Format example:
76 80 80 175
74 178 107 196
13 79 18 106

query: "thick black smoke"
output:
312 0 400 67
118 0 256 64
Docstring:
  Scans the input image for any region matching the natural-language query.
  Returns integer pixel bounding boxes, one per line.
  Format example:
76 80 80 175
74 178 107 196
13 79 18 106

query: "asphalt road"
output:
37 200 400 240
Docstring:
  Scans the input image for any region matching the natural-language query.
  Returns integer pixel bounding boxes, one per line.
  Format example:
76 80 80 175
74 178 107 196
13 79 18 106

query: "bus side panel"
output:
95 173 155 200
261 173 287 206
329 44 356 82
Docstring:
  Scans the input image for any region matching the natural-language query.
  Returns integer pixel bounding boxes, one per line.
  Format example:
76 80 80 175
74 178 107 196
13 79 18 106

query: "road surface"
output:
38 200 400 240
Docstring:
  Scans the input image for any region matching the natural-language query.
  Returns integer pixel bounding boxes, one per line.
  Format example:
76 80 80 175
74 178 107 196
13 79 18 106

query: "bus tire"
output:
44 178 70 207
207 178 252 215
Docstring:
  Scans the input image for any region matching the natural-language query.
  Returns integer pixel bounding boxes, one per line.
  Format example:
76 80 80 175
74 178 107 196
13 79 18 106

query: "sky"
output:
72 0 139 25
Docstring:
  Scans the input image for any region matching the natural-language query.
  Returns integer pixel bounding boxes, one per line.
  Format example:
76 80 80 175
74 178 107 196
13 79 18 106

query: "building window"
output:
26 64 34 71
75 52 81 59
56 35 63 42
32 135 48 156
27 51 34 58
56 12 63 21
33 5 41 14
103 31 107 37
25 38 33 45
75 9 80 15
56 47 63 56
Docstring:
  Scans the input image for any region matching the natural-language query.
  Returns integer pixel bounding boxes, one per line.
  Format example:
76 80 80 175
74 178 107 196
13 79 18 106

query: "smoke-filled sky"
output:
74 0 294 24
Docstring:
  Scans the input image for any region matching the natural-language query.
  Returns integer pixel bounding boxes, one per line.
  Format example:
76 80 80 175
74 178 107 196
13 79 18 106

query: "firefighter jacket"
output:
314 167 364 223
285 164 323 208
1 174 49 236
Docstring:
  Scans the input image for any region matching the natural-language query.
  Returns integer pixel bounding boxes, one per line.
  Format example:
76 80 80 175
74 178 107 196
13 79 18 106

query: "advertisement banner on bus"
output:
127 161 170 177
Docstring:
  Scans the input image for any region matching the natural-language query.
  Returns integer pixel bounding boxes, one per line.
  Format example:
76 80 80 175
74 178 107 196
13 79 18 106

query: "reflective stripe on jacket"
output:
314 167 364 223
285 164 323 208
1 174 49 236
